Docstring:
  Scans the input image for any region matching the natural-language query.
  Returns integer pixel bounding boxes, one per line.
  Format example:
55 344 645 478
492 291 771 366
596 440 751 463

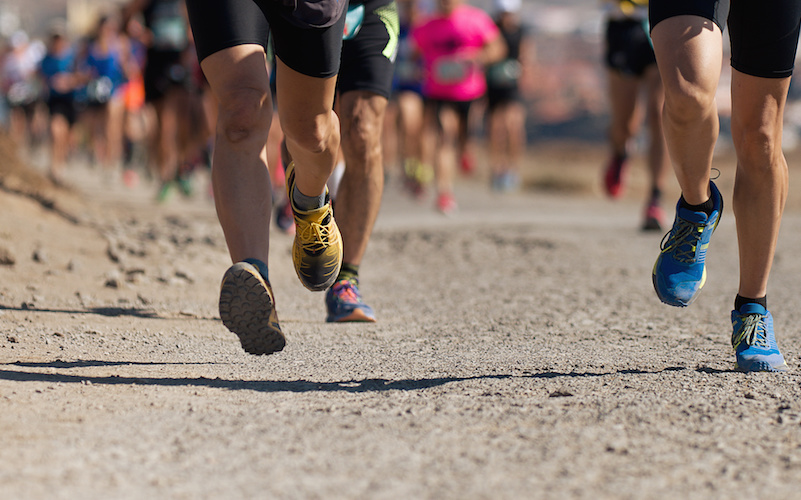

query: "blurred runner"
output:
485 0 533 192
125 0 193 200
1 30 43 155
411 0 506 213
39 21 80 184
386 0 432 198
601 0 669 231
79 12 130 175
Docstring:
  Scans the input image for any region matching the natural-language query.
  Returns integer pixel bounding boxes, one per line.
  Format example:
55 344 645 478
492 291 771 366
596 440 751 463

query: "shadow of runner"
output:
0 366 700 393
0 304 218 321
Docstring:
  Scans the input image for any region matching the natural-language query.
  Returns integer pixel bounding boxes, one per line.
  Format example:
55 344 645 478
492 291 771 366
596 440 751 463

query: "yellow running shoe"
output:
219 259 285 355
285 161 343 291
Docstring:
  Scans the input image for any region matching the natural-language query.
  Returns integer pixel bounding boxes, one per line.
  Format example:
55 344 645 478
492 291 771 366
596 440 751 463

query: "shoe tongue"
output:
677 206 709 224
738 303 766 315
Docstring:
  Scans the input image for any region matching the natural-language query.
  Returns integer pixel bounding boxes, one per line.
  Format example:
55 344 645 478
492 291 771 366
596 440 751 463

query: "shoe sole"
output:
326 308 377 323
219 263 285 355
735 359 789 373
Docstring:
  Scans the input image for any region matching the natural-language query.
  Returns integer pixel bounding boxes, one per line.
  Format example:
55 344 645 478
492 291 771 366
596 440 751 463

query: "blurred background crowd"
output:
2 0 801 213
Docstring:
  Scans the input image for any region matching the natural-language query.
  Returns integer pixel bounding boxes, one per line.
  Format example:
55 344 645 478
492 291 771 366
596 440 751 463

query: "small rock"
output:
104 270 123 289
32 248 48 264
0 246 16 266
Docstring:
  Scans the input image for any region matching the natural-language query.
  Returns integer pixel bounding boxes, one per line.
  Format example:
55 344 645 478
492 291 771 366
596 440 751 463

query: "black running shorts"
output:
604 18 656 77
186 0 346 79
338 0 399 98
650 0 801 79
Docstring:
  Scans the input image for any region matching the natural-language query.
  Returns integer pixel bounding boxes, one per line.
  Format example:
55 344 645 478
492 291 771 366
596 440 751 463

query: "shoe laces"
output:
732 313 769 349
660 218 704 263
295 211 335 254
331 278 362 303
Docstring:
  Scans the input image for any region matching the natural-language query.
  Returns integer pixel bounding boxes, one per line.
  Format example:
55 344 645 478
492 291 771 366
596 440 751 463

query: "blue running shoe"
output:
325 278 376 323
653 181 723 307
731 303 788 372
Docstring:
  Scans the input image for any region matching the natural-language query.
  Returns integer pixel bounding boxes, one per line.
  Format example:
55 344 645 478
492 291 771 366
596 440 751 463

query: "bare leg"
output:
336 91 387 265
398 90 424 162
607 70 642 158
651 16 723 204
201 45 273 264
434 105 459 196
504 100 526 173
643 65 670 198
274 58 339 198
730 70 790 299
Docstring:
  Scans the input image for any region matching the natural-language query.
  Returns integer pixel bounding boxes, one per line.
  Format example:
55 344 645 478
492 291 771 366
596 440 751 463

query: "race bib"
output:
432 57 471 85
486 59 521 88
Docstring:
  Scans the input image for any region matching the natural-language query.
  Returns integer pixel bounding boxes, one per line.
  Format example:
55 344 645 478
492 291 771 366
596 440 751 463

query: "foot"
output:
325 277 377 323
642 201 665 232
285 162 343 291
219 260 285 355
603 154 627 198
653 181 723 307
436 192 458 215
731 303 788 372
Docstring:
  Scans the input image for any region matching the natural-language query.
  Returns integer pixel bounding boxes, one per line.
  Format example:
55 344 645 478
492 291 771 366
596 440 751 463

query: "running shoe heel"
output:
219 261 285 355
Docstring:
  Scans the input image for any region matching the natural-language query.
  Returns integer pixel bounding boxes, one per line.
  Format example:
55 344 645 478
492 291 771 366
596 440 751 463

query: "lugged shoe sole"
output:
219 263 285 355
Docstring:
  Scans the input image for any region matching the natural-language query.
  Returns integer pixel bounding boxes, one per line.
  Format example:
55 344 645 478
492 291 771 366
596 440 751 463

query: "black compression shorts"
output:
605 18 656 77
186 0 345 79
338 0 399 98
650 0 801 79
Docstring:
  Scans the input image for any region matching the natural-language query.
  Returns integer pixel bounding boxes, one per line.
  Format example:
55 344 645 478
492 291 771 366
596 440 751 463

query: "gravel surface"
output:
1 145 800 499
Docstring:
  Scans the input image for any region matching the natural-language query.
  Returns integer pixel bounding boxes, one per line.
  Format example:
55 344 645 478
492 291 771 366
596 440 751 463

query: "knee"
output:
342 109 382 161
283 112 338 155
217 88 271 146
733 122 782 171
664 83 717 125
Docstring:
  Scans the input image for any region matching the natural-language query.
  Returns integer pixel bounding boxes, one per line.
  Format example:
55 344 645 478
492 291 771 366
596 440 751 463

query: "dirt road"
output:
1 147 800 499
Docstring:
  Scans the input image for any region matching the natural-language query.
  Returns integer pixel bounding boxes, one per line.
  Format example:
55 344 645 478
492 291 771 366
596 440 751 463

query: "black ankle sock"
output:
680 195 715 216
735 294 767 312
337 263 359 282
650 187 662 204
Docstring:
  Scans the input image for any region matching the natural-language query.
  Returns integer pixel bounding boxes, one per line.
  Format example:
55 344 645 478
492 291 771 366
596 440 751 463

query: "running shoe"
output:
491 171 521 192
652 181 723 307
285 161 343 291
460 151 475 176
603 154 627 198
325 277 377 323
642 201 666 232
403 158 432 199
436 192 458 214
731 303 788 372
219 260 285 355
